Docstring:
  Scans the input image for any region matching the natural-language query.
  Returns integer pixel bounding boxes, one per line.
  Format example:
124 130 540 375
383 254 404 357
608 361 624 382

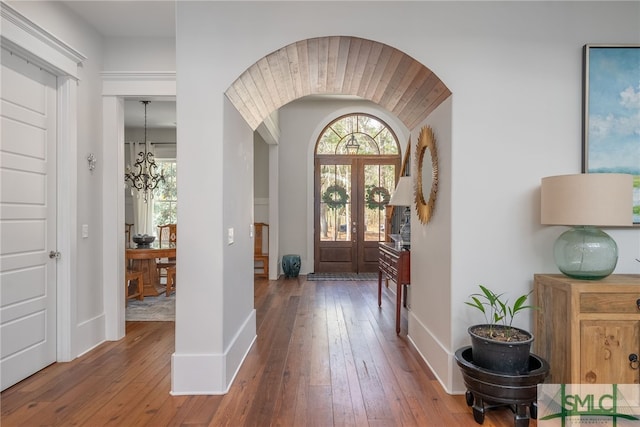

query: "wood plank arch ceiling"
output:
225 36 451 131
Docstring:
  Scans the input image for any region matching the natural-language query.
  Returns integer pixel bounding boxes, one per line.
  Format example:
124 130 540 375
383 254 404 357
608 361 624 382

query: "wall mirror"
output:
415 126 439 224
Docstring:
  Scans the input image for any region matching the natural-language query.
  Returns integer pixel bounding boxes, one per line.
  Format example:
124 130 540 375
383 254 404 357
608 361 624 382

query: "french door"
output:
314 156 398 273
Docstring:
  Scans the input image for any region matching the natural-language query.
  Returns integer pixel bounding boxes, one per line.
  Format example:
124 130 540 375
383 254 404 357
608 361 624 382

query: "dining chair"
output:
156 223 177 286
125 268 144 306
254 222 269 279
165 265 176 296
125 223 134 248
157 224 177 247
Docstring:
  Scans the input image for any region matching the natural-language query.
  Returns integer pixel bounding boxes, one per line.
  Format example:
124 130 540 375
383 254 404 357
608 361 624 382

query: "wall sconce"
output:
87 153 96 172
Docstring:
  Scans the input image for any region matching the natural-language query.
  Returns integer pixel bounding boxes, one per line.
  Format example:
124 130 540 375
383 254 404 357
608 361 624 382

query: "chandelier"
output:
125 101 164 202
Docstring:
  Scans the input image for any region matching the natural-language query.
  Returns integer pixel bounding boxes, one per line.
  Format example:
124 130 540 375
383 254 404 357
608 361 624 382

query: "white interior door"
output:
1 47 57 391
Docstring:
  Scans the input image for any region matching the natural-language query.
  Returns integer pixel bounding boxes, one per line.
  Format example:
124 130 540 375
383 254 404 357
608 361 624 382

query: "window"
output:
316 113 399 155
153 159 177 229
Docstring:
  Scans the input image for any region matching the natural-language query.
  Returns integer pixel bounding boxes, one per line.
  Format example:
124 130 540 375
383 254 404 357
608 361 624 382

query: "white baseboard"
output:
171 309 256 395
407 310 465 395
75 314 106 359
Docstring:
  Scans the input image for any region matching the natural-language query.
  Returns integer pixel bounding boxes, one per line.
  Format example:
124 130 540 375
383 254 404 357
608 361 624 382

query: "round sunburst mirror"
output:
415 126 439 224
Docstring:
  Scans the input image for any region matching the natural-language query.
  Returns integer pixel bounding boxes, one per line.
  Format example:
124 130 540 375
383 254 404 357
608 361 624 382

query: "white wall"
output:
173 2 262 393
407 98 454 390
103 37 175 72
222 97 257 383
426 1 640 392
254 133 270 223
176 0 640 394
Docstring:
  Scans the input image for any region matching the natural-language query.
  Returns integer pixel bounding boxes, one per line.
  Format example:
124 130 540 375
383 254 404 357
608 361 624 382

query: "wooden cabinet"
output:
378 243 410 334
533 274 640 384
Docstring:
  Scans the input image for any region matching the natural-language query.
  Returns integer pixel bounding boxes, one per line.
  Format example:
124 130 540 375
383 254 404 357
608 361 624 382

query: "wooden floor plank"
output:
0 276 533 427
326 290 357 426
270 279 313 425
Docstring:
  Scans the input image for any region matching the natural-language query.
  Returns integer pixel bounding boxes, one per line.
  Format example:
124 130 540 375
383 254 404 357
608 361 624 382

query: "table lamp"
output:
540 173 633 280
388 176 413 246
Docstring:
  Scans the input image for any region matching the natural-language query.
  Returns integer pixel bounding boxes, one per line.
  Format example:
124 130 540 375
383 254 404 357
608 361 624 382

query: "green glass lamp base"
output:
553 226 618 280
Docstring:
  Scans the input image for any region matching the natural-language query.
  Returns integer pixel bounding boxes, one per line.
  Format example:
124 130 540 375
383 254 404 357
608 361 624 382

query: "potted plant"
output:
465 285 536 374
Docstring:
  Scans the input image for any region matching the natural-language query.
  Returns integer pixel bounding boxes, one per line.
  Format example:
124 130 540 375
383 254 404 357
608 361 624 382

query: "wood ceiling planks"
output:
225 36 451 131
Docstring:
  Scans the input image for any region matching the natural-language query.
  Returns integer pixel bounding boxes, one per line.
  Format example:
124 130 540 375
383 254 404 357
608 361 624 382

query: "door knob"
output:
636 299 640 310
49 251 61 259
629 354 639 370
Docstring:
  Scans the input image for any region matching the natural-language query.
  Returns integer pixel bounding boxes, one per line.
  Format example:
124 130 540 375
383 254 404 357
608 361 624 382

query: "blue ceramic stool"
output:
282 254 301 278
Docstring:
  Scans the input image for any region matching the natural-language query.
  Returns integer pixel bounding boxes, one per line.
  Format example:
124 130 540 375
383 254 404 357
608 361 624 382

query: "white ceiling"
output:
62 1 175 38
125 99 176 129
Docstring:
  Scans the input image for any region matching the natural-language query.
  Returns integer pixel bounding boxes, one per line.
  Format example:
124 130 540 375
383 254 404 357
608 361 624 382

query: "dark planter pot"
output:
468 324 533 375
282 254 301 278
455 346 549 425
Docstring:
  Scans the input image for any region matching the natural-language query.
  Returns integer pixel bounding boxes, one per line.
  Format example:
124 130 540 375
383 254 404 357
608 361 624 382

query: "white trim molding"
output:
56 77 79 361
102 71 176 97
0 2 86 79
171 310 256 395
101 72 176 342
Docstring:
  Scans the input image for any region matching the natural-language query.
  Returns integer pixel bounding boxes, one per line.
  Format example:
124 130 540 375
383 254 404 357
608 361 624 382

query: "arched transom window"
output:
316 113 399 155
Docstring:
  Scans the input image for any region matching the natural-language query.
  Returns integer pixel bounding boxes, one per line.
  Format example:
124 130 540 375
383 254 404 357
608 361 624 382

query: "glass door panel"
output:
316 162 355 272
363 164 395 242
319 164 352 241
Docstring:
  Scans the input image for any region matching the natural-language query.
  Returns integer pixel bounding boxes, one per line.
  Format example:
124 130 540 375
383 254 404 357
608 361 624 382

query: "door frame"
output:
305 107 408 276
101 73 176 340
314 155 400 273
1 2 85 361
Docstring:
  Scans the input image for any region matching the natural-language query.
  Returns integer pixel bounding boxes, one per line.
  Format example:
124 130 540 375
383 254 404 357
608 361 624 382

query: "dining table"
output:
126 245 176 296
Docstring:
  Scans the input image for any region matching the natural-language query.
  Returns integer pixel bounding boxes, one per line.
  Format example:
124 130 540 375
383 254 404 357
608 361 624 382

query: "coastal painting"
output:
583 45 640 224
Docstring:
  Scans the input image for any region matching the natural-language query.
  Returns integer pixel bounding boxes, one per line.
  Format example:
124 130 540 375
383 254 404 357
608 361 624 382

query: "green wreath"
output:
322 184 349 210
366 186 391 210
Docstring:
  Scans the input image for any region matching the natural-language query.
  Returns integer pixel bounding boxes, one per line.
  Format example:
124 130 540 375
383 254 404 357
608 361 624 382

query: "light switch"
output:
82 224 89 238
228 227 234 245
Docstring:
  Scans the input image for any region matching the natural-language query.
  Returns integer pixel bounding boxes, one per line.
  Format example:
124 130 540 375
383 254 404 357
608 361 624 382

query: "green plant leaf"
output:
466 285 535 332
464 296 486 313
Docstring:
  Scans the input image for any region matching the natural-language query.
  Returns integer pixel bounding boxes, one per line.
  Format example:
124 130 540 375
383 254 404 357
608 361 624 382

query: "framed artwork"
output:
582 44 640 224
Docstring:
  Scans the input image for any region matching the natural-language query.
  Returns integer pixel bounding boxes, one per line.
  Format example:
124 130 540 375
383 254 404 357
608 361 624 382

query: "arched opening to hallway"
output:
228 35 451 276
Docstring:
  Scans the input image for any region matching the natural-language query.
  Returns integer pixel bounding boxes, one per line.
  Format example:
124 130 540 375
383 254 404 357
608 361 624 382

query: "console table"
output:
378 242 410 334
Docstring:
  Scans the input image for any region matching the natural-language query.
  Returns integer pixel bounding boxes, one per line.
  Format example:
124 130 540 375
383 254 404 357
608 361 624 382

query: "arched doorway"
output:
224 35 450 274
314 113 400 273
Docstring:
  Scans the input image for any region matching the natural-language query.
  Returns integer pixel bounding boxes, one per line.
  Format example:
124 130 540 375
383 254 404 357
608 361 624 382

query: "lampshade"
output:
541 173 632 226
540 173 633 280
388 176 413 246
388 176 413 206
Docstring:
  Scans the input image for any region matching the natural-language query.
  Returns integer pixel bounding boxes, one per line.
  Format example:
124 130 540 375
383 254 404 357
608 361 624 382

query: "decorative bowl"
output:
132 234 155 248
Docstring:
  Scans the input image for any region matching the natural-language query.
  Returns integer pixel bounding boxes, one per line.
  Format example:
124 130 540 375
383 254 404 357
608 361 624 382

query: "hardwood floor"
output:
1 277 530 426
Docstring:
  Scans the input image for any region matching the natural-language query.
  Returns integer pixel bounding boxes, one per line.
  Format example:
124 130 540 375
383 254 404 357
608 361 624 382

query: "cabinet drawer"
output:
580 293 640 314
379 259 397 276
380 252 398 267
